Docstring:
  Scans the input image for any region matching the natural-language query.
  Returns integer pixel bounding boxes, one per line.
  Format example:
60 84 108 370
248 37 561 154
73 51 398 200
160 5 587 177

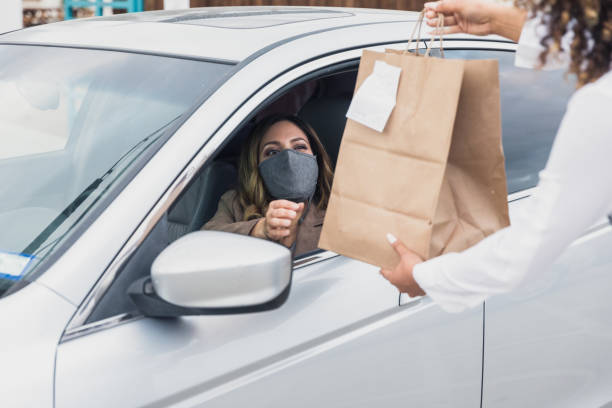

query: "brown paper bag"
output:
318 49 509 270
429 59 510 257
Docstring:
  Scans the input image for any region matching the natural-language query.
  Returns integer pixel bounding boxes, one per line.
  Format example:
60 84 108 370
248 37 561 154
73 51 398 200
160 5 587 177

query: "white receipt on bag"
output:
346 60 401 132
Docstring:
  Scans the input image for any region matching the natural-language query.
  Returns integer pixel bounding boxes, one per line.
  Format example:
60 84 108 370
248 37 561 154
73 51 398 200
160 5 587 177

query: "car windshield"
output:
0 44 232 298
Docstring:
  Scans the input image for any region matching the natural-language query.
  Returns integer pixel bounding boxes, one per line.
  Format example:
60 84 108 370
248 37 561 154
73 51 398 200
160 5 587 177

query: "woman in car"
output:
203 114 334 257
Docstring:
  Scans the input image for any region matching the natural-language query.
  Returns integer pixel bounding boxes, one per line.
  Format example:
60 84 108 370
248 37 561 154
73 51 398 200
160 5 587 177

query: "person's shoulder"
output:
215 189 240 210
219 189 245 214
220 189 238 201
570 71 612 107
562 73 612 147
593 70 612 97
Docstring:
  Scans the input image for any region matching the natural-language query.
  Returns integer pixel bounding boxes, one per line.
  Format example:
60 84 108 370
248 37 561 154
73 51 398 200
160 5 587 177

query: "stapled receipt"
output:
346 60 402 132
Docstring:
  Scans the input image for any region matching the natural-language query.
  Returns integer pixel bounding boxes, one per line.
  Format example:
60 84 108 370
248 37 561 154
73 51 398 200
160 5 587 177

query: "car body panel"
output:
191 303 482 408
0 7 505 63
0 8 420 62
0 282 74 408
55 256 483 407
483 196 612 407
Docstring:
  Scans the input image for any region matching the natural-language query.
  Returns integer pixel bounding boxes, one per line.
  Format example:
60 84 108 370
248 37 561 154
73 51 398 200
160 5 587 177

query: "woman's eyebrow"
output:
262 141 281 149
290 137 308 143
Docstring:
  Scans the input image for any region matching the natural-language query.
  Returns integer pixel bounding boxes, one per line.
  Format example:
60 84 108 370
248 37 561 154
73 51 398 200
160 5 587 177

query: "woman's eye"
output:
265 149 279 157
295 145 308 151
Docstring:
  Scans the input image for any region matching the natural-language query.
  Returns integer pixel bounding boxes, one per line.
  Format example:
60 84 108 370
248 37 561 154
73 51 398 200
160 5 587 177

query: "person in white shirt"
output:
380 0 612 313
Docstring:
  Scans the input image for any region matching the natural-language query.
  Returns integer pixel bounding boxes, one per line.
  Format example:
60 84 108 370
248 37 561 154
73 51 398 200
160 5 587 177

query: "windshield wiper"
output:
23 115 182 256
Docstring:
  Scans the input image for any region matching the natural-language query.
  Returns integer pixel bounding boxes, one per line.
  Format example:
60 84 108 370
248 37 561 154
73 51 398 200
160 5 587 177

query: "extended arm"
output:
413 85 612 312
424 0 527 42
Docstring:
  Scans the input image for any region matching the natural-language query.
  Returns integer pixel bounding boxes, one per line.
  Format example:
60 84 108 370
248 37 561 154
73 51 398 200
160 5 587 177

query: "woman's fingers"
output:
271 208 297 220
267 217 291 228
426 15 457 27
270 199 300 211
425 0 462 16
379 268 393 282
266 224 291 237
390 240 410 257
429 25 463 36
268 227 291 239
265 200 305 242
424 9 438 19
424 0 441 11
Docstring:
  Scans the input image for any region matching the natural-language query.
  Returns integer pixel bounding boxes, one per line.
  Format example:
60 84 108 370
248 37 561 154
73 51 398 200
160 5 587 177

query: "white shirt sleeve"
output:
412 78 612 313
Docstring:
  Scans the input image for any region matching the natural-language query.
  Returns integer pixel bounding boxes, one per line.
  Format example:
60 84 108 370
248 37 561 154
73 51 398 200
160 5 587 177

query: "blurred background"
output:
2 0 426 32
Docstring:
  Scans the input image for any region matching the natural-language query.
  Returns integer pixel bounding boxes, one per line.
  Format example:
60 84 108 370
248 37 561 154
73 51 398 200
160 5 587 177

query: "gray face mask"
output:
258 149 319 202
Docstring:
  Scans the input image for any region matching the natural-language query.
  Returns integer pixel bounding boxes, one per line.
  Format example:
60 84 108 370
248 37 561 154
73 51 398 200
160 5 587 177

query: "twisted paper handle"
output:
425 12 445 58
404 10 445 58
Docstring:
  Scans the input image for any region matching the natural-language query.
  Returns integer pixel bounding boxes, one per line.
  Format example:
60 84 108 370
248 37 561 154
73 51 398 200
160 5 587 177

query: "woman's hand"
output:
252 200 304 246
379 234 426 297
424 0 527 42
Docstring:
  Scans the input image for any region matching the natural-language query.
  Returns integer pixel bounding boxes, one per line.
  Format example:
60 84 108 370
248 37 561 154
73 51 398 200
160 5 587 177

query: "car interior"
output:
165 69 357 243
86 65 360 323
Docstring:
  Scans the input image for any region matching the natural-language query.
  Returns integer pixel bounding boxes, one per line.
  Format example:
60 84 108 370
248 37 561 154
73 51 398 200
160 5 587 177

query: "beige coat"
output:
202 190 325 257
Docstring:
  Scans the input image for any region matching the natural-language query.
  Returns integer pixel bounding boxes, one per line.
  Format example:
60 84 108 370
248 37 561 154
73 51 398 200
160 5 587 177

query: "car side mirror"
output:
128 231 292 317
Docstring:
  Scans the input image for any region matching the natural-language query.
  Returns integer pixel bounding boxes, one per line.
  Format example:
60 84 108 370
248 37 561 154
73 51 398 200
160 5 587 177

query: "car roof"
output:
0 6 422 62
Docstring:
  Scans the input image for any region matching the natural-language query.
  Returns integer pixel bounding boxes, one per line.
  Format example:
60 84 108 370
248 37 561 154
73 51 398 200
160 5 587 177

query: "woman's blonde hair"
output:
237 114 334 221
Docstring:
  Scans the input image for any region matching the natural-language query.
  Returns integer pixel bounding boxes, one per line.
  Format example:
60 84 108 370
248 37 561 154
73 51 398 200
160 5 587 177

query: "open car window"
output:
85 66 358 324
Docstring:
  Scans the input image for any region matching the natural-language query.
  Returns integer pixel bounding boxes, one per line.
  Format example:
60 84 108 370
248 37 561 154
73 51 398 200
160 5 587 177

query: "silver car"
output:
1 6 610 408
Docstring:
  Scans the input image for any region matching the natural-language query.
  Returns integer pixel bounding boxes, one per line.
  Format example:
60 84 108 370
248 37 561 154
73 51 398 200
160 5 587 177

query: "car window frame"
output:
60 40 526 343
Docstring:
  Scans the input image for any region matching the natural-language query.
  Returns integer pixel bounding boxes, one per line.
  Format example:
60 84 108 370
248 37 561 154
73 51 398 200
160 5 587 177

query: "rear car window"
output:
442 49 575 193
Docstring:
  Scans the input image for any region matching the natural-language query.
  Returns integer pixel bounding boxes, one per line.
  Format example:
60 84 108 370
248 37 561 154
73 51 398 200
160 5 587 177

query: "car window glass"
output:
435 49 575 193
0 45 232 299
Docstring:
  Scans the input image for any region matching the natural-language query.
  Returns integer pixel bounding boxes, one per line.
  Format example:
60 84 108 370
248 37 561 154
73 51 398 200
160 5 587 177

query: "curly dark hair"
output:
516 0 612 86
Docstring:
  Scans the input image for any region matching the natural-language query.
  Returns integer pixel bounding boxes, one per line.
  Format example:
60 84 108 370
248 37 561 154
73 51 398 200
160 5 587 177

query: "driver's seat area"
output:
166 160 237 242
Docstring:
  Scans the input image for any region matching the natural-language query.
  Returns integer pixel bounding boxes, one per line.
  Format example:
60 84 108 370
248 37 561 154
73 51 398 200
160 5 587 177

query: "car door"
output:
54 47 484 408
449 50 612 407
483 197 612 408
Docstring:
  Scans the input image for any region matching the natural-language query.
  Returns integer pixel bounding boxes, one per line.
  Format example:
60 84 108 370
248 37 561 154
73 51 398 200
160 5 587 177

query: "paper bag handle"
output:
404 10 425 55
404 10 445 58
425 13 445 58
